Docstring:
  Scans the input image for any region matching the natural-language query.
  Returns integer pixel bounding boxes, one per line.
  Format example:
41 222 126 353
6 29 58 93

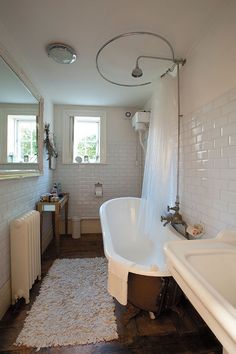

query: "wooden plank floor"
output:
0 234 222 354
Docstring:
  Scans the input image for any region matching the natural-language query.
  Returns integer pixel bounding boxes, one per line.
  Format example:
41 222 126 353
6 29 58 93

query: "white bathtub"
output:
100 197 183 277
100 197 184 311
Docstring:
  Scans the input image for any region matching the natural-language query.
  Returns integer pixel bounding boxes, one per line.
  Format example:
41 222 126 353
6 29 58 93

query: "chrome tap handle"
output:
167 205 175 212
168 204 179 212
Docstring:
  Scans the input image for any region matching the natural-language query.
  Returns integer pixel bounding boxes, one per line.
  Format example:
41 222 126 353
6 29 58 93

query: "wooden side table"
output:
36 193 69 256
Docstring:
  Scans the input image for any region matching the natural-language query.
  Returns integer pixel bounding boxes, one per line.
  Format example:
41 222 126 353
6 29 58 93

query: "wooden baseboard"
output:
81 218 102 234
0 280 11 319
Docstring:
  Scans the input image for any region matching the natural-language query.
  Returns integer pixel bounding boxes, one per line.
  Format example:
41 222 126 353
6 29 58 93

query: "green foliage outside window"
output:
77 134 98 161
20 127 37 160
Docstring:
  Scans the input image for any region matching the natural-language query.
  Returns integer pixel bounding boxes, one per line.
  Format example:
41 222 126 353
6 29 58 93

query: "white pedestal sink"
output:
164 230 236 354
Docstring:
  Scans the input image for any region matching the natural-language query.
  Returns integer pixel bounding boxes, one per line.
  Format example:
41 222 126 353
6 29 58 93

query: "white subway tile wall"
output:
180 86 236 238
0 156 53 291
53 141 142 218
53 105 142 219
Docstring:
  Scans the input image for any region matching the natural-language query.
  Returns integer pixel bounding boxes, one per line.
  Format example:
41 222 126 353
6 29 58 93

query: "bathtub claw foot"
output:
122 302 141 325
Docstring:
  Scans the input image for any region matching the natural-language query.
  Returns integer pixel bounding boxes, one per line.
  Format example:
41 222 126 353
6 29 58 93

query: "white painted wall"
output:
179 0 236 237
182 0 236 115
53 105 142 218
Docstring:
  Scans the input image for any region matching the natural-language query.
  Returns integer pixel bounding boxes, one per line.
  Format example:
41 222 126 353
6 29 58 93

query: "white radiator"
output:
10 210 41 304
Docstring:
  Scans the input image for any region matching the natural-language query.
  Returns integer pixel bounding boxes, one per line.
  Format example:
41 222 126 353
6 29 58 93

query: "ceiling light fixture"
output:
46 43 77 64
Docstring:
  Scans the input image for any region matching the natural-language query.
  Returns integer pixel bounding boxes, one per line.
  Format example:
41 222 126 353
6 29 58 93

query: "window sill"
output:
62 162 108 165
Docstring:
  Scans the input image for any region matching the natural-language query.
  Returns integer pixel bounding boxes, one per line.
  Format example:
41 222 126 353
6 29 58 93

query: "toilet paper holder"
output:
95 182 103 197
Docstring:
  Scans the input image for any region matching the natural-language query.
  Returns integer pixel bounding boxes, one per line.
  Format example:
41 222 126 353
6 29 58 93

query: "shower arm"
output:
135 55 175 68
133 55 186 80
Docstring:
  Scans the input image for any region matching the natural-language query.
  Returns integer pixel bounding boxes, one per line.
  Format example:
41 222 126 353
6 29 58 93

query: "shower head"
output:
131 65 143 78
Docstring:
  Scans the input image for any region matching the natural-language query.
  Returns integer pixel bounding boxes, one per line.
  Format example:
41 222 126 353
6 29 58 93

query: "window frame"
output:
73 116 100 163
7 114 37 163
0 105 39 164
62 109 106 164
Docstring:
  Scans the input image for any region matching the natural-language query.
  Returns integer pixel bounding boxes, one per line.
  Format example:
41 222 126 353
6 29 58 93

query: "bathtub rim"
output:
100 196 183 277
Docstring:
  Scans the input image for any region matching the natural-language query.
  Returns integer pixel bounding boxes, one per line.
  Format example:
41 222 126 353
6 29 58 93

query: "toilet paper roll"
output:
95 183 103 197
95 189 103 197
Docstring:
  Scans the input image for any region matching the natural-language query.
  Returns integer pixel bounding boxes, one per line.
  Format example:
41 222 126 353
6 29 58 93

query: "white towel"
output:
107 259 129 305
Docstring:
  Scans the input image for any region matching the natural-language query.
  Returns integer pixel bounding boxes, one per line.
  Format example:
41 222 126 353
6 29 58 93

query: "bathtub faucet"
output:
161 201 187 228
161 214 174 227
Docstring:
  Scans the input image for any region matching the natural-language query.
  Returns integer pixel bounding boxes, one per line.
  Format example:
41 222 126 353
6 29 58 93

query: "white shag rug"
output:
15 258 118 349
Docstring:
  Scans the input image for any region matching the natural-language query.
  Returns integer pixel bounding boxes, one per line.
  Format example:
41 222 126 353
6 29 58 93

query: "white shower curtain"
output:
138 76 178 241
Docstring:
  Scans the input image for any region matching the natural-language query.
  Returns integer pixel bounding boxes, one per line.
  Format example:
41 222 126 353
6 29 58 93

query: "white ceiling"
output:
0 0 224 107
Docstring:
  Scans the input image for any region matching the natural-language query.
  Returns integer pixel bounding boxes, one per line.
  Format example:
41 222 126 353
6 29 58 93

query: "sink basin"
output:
164 231 236 354
187 250 236 308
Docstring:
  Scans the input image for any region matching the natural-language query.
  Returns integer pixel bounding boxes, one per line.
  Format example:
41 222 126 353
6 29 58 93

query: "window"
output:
7 115 37 163
73 116 100 163
62 110 106 164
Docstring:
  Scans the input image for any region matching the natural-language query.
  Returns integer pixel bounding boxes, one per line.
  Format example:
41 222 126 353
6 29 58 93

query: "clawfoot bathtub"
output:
100 197 184 315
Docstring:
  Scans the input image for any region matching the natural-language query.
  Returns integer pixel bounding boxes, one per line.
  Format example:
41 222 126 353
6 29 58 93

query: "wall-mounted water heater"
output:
132 111 150 131
132 111 150 153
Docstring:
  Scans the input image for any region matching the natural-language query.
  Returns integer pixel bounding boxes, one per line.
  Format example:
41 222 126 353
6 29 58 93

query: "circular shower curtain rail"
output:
95 31 176 87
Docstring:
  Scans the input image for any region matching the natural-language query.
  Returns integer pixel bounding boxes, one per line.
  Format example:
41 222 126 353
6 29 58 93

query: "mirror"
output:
0 47 43 179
